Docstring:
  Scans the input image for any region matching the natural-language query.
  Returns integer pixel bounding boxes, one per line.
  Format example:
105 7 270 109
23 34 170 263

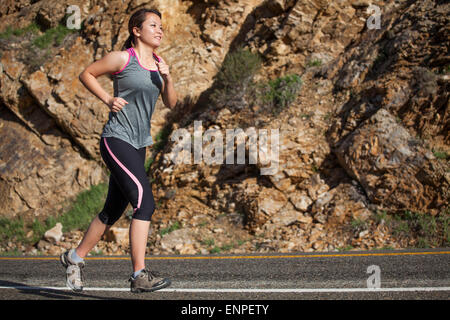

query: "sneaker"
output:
129 269 171 293
60 249 85 292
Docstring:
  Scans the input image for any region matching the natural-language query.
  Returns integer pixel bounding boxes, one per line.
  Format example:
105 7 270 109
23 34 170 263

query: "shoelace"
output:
147 270 159 280
128 269 160 282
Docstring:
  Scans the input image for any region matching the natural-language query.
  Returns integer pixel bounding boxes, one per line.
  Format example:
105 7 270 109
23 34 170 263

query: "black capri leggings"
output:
98 136 155 225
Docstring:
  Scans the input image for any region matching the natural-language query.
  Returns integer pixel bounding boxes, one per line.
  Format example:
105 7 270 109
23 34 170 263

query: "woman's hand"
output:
155 57 171 80
107 96 128 113
155 56 177 109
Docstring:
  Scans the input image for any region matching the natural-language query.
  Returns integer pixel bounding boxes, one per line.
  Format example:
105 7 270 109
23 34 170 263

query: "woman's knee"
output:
132 198 155 221
98 210 122 226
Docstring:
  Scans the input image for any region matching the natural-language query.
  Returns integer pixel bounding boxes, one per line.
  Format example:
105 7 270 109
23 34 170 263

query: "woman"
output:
60 8 177 293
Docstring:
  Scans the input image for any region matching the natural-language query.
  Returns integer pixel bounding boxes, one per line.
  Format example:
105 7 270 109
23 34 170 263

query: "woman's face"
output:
134 13 163 48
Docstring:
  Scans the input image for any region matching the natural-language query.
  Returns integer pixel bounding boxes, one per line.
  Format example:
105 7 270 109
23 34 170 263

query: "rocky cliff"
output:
0 0 448 255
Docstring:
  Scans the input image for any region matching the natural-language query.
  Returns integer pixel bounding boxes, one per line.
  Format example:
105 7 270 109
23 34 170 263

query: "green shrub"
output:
306 59 322 68
388 209 449 247
220 243 233 251
202 238 215 247
153 125 172 152
432 148 448 160
210 46 262 110
337 245 354 252
209 46 303 117
0 217 25 243
30 217 57 244
160 221 181 236
89 249 104 256
58 183 108 232
257 74 302 115
32 24 77 49
351 218 368 233
0 23 40 39
144 157 154 172
437 211 450 246
0 23 39 38
209 246 221 254
26 183 108 240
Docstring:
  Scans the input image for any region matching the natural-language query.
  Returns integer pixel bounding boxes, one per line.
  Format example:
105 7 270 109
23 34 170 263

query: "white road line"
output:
0 286 449 293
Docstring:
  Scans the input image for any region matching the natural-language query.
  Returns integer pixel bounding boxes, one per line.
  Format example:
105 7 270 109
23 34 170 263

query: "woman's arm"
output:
79 51 128 110
155 57 177 109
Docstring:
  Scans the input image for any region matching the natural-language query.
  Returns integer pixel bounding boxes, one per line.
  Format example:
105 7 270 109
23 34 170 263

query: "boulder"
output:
44 223 63 244
335 108 447 214
104 227 129 245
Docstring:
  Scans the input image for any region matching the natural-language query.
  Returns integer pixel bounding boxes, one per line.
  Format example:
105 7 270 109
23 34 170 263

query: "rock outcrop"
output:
0 0 448 255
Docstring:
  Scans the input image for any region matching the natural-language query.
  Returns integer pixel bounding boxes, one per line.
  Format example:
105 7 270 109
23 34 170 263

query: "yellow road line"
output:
0 251 449 261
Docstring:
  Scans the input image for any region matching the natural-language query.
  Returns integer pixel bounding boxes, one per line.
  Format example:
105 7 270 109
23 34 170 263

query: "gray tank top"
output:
101 47 163 149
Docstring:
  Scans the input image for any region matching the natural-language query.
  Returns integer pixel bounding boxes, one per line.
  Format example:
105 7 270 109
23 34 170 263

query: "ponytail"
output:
122 34 134 50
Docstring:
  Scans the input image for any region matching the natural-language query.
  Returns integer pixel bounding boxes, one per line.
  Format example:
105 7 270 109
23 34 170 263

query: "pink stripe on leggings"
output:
103 138 143 210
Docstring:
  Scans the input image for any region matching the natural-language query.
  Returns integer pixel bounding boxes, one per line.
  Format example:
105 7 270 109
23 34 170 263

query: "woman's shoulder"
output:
108 49 131 63
107 49 133 75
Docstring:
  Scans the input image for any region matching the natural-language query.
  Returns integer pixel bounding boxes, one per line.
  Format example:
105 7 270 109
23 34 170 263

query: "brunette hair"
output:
122 8 162 50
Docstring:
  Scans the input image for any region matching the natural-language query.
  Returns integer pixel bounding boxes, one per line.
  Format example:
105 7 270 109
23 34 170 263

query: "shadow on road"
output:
0 280 124 300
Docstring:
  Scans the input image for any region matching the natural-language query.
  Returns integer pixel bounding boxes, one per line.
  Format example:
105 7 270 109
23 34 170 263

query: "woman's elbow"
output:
78 71 86 82
169 97 177 109
79 69 93 81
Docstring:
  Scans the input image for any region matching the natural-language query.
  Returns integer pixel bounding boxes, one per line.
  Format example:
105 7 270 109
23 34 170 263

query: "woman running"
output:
60 7 177 293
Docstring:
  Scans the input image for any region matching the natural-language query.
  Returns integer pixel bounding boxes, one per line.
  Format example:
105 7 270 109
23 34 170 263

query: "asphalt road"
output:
0 248 449 306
